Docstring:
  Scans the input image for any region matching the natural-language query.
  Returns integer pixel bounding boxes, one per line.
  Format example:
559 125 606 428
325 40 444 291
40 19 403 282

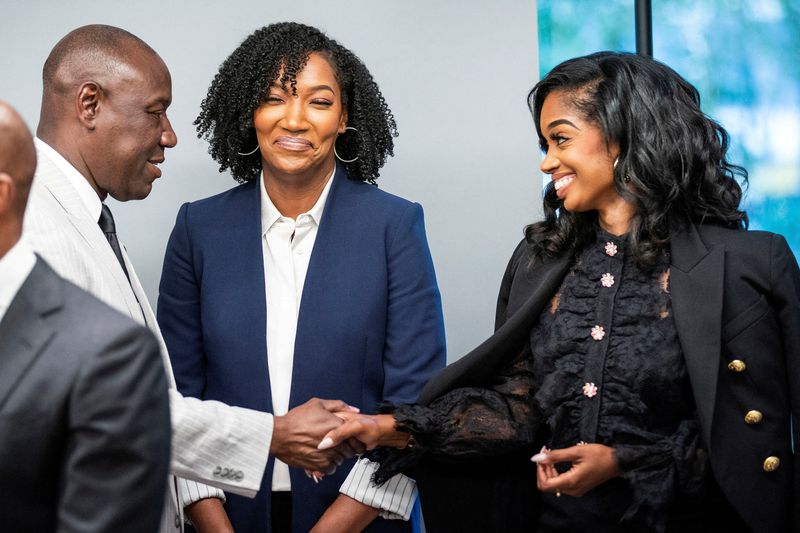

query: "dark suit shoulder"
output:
495 239 533 329
695 224 775 249
183 180 256 216
695 225 787 277
168 181 259 242
498 239 532 295
340 177 413 206
508 239 532 273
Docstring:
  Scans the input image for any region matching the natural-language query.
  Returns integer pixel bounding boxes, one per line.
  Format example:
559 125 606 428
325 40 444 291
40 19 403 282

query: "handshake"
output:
270 398 402 479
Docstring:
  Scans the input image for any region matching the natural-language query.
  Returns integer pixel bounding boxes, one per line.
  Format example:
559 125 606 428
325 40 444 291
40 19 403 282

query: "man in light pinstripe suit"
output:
23 25 359 532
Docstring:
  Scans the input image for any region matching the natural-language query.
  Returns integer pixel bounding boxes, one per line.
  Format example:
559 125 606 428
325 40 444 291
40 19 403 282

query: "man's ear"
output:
0 172 15 214
76 81 102 129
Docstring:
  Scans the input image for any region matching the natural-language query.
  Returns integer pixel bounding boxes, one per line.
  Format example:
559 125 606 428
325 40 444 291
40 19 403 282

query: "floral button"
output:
600 273 615 287
590 325 605 340
604 242 618 256
582 382 598 398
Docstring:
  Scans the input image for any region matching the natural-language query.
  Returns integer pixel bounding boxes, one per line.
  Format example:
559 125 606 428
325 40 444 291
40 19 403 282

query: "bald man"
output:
0 101 171 531
23 24 355 533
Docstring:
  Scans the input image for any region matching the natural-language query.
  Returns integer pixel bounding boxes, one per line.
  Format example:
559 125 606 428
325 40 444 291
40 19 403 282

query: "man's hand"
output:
532 443 620 497
270 398 359 474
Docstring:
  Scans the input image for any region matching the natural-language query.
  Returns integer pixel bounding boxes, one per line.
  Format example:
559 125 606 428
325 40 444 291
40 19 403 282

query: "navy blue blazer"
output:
158 166 446 533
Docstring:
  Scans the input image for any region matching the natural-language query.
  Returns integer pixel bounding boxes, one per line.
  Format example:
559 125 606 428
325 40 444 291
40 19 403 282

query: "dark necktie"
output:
98 204 131 282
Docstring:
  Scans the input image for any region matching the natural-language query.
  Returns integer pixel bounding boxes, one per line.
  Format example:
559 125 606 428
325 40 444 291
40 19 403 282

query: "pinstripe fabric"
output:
177 477 226 508
340 459 417 520
23 142 273 531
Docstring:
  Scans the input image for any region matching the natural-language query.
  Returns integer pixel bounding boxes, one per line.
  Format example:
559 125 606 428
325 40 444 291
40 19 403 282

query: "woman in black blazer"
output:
319 52 800 533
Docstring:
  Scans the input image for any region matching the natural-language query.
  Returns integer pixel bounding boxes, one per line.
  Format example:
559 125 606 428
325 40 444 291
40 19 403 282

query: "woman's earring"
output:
227 134 259 156
334 126 359 163
614 157 631 182
237 144 260 156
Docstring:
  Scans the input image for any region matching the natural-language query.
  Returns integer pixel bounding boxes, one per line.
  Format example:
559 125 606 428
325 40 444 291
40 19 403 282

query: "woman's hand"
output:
318 413 408 452
532 443 620 497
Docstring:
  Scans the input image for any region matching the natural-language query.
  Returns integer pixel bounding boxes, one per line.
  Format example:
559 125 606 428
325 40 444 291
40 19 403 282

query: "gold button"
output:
744 410 763 424
728 359 746 372
763 456 780 472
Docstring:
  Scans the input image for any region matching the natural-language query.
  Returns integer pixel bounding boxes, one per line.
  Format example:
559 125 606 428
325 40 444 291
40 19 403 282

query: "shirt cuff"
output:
178 477 226 508
339 458 417 520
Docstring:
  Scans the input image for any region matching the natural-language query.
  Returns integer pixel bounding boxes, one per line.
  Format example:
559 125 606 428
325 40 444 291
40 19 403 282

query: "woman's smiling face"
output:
538 91 621 215
253 52 348 182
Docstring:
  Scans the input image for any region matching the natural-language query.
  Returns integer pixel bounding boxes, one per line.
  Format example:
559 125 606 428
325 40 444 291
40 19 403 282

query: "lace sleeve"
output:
613 418 708 532
372 347 540 484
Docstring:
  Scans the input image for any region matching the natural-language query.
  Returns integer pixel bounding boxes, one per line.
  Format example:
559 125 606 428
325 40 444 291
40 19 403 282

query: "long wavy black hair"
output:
195 22 397 184
526 51 748 267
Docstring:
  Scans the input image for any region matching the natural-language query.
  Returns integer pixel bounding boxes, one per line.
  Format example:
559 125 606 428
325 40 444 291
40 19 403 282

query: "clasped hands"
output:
270 398 368 479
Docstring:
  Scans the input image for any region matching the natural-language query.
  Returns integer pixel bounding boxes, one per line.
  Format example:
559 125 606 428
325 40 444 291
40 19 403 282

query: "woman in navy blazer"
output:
157 23 445 533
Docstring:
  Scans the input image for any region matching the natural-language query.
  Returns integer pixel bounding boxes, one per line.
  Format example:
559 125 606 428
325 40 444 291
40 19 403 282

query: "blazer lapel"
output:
420 251 572 404
288 169 348 407
35 155 142 320
0 260 59 410
231 181 272 409
669 223 724 451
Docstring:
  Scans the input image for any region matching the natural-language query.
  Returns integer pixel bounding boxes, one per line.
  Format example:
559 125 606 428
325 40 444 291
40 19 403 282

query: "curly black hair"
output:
195 22 397 184
525 51 748 268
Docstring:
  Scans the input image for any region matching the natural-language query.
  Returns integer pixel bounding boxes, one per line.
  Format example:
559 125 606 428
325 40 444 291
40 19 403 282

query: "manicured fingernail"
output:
347 405 360 412
318 437 334 450
304 470 311 478
312 474 320 484
531 453 548 463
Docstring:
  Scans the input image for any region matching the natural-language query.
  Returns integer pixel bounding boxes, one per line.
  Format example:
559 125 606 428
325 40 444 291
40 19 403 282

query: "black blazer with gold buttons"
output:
416 222 800 533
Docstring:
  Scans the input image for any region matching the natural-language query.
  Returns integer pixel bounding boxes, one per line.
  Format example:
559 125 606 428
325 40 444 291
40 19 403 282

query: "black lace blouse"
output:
375 232 707 532
531 231 706 531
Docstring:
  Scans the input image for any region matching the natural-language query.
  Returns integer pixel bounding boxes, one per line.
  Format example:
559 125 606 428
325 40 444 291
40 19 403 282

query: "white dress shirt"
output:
0 239 36 325
259 169 416 520
260 170 334 491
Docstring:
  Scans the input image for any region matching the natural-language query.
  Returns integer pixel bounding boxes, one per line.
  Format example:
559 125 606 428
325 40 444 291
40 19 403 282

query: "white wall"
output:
0 0 541 360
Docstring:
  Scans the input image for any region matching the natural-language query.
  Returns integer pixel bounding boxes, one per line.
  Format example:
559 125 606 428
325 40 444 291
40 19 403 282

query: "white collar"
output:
34 137 103 223
259 167 336 235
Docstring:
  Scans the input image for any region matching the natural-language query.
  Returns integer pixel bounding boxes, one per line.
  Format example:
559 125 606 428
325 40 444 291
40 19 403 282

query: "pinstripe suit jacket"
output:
23 141 274 532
